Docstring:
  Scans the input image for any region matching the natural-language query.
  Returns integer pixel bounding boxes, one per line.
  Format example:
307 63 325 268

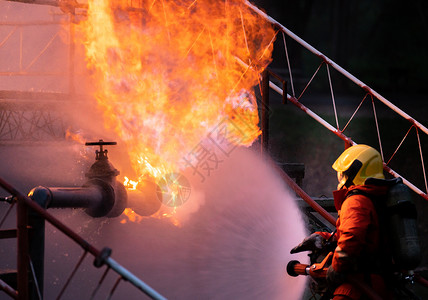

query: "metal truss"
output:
0 0 72 144
247 1 428 201
0 92 66 142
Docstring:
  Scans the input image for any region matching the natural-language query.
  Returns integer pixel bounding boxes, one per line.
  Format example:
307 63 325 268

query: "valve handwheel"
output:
85 140 117 160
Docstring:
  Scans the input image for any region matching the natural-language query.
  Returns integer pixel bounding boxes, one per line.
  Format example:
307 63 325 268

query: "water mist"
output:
41 146 309 300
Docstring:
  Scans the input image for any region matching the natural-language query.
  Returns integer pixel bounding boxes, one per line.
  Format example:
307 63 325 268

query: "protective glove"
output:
326 265 346 288
290 233 326 254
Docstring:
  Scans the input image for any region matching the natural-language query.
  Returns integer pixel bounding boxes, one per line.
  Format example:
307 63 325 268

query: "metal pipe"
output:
105 257 167 300
274 82 356 146
28 179 116 218
56 251 88 299
0 177 102 258
26 184 107 300
0 278 18 299
24 183 115 297
1 176 166 299
269 80 428 201
269 159 337 226
27 199 46 300
245 0 428 136
46 187 102 208
16 195 29 300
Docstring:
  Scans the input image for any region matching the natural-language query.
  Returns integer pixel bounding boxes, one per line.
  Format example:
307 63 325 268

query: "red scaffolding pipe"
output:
270 160 337 227
0 177 102 257
0 279 18 299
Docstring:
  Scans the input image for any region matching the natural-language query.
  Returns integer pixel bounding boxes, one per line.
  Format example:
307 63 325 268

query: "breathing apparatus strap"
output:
345 187 393 277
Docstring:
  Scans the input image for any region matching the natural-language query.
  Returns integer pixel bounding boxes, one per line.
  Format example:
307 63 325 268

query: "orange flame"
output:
74 0 276 219
65 128 86 144
120 207 181 227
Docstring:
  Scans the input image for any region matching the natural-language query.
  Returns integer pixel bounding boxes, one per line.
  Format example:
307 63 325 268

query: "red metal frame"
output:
0 176 102 299
0 175 166 300
270 160 337 226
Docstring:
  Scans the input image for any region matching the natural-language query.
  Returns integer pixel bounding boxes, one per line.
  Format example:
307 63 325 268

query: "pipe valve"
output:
28 139 127 218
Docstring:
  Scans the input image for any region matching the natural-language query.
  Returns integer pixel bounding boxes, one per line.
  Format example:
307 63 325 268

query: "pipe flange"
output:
83 179 115 218
106 180 128 218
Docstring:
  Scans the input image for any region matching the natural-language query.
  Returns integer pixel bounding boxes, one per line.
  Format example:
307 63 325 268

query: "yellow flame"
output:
65 128 86 144
120 207 181 227
123 176 138 190
74 0 276 221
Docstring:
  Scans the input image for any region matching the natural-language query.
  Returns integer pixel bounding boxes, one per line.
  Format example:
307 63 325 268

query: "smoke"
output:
0 2 66 92
0 127 309 300
41 147 308 299
0 1 94 95
1 3 308 299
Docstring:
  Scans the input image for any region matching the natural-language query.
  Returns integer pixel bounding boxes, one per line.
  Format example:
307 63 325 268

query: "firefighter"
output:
292 144 392 299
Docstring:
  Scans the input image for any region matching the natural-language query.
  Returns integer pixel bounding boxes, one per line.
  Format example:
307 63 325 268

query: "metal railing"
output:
0 176 166 300
246 1 428 201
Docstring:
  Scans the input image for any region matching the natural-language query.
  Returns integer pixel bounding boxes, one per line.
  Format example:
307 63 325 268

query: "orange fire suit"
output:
328 184 392 300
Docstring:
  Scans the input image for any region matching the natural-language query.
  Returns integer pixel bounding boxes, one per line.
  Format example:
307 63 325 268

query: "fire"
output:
123 176 138 190
120 205 181 227
65 128 86 144
74 0 276 219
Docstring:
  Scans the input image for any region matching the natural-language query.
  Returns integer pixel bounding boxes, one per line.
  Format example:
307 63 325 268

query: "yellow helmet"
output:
332 144 385 189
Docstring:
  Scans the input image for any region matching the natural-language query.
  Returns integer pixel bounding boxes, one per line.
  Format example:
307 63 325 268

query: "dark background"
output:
0 1 427 299
249 0 428 197
250 1 428 290
253 0 428 95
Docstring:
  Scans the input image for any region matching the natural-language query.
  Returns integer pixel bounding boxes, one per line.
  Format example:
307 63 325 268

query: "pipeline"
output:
28 180 118 218
0 176 167 300
0 139 168 299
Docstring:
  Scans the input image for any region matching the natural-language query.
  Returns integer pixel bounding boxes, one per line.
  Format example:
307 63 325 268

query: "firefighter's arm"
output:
332 195 374 272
